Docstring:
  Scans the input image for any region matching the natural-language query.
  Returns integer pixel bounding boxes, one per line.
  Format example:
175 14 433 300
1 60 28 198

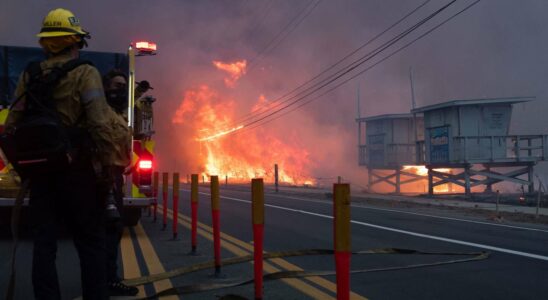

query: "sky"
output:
1 0 547 190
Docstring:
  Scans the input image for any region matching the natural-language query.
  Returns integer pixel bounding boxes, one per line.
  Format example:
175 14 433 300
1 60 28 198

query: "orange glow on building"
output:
402 165 452 193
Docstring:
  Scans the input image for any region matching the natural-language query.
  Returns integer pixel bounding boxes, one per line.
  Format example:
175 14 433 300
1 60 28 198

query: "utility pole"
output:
357 85 362 161
410 67 420 164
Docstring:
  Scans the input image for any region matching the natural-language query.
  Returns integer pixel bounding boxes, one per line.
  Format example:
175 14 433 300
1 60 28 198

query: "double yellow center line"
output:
121 206 367 299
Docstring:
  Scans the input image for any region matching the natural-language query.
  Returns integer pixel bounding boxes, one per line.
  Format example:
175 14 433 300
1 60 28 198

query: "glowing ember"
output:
212 59 247 87
172 84 314 185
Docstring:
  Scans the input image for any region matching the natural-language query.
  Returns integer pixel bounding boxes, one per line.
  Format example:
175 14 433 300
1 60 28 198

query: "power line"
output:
234 0 482 135
213 0 432 131
245 0 276 43
247 0 322 71
204 0 456 138
228 0 457 132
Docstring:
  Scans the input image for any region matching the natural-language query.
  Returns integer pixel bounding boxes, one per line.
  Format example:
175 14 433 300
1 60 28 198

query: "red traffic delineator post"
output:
162 172 168 230
152 171 159 220
252 178 264 300
172 173 179 239
334 183 351 300
190 174 199 254
211 175 222 276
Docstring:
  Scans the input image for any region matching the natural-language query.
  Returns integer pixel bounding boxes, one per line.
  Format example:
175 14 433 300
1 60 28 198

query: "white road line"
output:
194 191 548 262
264 194 548 234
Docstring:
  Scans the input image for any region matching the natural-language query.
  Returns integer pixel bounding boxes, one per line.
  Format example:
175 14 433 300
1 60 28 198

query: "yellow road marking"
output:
120 227 146 297
162 206 339 300
161 206 334 299
133 222 178 300
171 209 367 300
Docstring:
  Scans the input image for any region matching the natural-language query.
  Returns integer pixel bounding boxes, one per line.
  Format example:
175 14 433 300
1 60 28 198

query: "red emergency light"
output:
138 159 153 170
135 41 157 52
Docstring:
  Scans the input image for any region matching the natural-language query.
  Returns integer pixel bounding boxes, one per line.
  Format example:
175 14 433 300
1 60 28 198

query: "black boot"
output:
108 280 139 296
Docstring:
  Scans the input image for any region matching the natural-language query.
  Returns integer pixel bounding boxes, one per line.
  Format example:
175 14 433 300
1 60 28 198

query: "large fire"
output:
172 60 314 185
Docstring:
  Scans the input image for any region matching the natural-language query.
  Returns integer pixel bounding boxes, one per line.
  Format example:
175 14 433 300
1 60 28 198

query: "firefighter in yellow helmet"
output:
5 8 119 299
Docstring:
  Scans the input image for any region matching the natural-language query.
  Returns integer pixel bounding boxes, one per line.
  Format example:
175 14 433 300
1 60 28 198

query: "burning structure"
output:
414 96 548 197
358 96 548 196
357 113 434 193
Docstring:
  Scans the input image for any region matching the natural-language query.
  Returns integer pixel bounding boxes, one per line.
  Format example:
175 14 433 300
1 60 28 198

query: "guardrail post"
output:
191 174 199 254
252 178 264 300
334 183 351 300
152 171 158 220
162 172 168 230
172 173 179 239
211 175 222 276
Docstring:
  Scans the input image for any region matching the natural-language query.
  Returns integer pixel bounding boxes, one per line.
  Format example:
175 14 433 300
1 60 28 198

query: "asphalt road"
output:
1 184 548 299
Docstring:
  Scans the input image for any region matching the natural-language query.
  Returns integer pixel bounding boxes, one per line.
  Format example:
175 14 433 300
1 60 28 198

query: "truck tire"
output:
123 207 142 227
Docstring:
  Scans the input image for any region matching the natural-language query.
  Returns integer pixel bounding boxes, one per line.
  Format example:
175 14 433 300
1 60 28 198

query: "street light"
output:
135 41 157 56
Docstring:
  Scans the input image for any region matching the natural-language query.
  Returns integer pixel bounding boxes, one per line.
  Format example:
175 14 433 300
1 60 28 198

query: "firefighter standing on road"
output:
101 69 138 296
5 8 120 299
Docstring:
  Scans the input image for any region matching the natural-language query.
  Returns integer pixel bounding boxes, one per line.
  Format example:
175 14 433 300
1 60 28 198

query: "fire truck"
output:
0 44 156 226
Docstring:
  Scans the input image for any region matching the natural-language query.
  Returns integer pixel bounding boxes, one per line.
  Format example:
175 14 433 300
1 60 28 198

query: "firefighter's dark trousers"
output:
106 166 125 283
29 163 108 300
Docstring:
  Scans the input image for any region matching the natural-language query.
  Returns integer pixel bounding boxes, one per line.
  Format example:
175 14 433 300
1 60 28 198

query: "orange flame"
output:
212 60 247 87
402 165 452 193
172 85 314 185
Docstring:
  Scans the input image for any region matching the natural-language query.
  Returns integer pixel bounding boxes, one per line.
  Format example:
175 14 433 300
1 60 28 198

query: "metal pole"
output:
409 67 416 110
127 45 135 129
528 165 535 194
357 85 361 119
126 45 136 197
274 164 279 193
464 166 471 198
162 172 168 230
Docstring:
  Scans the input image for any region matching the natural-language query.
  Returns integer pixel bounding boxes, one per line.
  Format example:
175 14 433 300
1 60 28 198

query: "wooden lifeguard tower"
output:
356 114 425 193
412 96 547 197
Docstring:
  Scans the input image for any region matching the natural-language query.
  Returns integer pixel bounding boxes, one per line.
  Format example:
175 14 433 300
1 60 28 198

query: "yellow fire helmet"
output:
36 8 89 38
